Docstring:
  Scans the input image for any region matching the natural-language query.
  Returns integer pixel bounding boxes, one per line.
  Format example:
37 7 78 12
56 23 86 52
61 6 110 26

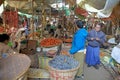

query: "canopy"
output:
1 0 120 19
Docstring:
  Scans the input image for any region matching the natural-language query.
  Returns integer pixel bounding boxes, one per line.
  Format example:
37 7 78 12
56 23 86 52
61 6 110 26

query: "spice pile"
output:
49 55 79 70
40 38 62 47
63 38 72 43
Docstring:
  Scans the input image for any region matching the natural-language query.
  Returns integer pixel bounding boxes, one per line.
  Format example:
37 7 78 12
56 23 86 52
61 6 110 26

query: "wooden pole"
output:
41 0 45 39
32 0 34 39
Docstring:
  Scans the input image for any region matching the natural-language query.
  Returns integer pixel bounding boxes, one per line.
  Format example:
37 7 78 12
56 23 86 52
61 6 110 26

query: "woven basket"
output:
48 64 80 80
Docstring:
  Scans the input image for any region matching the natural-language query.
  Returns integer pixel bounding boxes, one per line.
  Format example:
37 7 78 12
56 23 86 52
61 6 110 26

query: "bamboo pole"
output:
31 0 34 39
41 0 45 39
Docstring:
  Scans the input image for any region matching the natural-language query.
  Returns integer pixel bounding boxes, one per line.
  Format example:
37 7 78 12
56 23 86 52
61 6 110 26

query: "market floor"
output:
28 63 114 80
82 63 114 80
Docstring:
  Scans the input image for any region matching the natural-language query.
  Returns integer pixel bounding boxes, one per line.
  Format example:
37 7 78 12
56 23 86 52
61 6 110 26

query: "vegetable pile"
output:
49 55 79 70
28 32 39 38
61 50 69 55
63 38 72 43
0 27 4 33
40 38 62 47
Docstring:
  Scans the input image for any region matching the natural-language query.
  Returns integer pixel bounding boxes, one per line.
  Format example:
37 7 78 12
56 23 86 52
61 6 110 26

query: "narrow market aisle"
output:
83 63 114 80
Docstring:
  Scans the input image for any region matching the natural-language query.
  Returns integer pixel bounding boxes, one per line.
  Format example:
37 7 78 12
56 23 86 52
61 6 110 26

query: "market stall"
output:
0 0 120 80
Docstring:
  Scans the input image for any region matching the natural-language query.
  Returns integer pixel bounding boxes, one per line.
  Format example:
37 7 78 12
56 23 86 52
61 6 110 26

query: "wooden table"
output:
0 54 31 80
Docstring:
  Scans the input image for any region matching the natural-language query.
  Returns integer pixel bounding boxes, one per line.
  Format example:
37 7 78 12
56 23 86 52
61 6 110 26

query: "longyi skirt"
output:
85 45 100 66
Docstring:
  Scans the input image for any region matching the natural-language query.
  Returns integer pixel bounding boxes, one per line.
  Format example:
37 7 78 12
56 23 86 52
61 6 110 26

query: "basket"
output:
48 64 80 80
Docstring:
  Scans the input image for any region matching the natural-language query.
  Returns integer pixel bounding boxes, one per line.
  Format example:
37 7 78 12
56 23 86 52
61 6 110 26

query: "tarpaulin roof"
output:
1 0 120 19
6 0 37 10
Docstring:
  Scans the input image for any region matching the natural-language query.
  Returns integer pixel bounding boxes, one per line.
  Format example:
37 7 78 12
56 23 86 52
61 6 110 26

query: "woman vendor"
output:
54 25 62 38
0 34 15 58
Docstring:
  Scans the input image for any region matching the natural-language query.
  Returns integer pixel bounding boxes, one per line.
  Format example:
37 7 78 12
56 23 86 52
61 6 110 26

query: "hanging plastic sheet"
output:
96 0 120 18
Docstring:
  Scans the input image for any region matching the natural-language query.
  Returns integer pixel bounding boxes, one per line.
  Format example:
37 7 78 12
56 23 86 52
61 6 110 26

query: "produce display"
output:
28 32 39 38
0 27 4 33
100 52 105 57
63 38 72 43
61 50 69 55
40 38 62 47
49 55 79 70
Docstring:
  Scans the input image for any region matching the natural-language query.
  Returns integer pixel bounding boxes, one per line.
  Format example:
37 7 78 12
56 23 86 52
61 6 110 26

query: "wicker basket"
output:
48 64 80 80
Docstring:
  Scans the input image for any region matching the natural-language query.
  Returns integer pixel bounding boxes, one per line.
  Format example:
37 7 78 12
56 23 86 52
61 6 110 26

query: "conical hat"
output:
0 54 31 80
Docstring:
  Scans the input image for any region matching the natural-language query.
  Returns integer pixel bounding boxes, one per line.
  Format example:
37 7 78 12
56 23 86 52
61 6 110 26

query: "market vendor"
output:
23 16 29 38
0 34 15 58
54 25 62 38
69 20 88 78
